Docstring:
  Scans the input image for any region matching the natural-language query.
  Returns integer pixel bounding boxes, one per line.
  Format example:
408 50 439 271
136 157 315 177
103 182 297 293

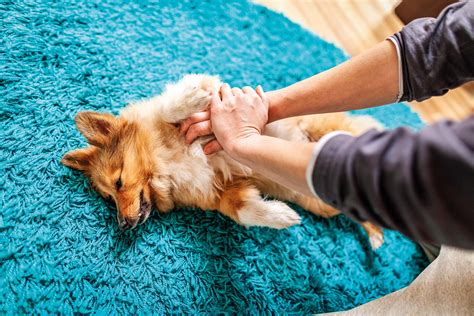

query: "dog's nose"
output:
118 217 138 231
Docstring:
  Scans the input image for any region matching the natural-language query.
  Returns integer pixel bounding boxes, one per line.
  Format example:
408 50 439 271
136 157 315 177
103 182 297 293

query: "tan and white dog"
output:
61 74 384 249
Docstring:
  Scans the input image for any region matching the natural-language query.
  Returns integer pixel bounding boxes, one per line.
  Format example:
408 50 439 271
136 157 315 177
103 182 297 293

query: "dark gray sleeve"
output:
392 0 474 102
311 115 474 249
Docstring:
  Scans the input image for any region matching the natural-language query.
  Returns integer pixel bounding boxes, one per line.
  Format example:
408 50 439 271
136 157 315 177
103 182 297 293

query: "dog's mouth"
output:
118 190 151 231
137 190 151 225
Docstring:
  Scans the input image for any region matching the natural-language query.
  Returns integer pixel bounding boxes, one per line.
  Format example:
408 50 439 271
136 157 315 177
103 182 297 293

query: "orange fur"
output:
62 74 384 248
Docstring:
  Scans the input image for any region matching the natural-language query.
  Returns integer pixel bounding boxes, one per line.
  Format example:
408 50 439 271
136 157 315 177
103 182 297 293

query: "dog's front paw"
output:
160 74 221 123
179 74 220 92
181 85 212 113
177 74 220 112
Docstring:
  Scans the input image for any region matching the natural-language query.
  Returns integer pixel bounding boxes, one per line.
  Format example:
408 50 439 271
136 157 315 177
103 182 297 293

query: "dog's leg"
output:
296 194 384 249
158 74 220 123
294 194 341 218
262 184 384 249
218 181 301 229
361 221 384 250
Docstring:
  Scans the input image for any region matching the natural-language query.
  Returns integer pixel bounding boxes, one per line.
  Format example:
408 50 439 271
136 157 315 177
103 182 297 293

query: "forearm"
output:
310 116 474 249
268 40 399 122
229 135 315 196
268 1 474 122
392 1 474 102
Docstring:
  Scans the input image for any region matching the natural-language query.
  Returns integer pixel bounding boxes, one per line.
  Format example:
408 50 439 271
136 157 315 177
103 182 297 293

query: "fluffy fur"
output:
62 74 384 248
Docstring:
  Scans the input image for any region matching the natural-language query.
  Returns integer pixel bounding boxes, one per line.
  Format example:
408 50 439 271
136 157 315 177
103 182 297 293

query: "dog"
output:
61 74 384 249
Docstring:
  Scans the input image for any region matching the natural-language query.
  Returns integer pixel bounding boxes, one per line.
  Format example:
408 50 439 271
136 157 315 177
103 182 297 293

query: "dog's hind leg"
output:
293 194 341 218
361 221 384 250
218 181 301 229
294 194 384 249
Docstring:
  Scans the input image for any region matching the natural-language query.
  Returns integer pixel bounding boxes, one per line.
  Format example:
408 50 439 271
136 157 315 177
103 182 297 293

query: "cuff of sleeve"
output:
387 36 404 102
305 131 352 198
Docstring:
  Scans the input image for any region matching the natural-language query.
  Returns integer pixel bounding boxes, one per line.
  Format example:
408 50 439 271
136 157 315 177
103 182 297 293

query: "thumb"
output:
203 138 223 155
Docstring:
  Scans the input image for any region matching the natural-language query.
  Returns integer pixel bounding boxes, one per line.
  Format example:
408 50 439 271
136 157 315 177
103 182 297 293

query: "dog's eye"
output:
115 178 122 190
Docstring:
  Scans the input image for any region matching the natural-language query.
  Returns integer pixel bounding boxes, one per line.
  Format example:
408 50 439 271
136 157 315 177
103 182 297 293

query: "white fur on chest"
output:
167 142 217 197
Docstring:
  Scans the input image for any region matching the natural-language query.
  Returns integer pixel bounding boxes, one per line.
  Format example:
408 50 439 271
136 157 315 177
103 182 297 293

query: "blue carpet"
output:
1 0 428 314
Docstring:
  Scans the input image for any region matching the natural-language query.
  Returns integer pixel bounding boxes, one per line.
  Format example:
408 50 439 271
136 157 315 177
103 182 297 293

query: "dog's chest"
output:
167 142 217 198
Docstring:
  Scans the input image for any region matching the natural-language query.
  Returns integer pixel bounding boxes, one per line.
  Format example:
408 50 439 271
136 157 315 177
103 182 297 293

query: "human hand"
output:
180 109 212 145
207 83 269 156
180 84 269 156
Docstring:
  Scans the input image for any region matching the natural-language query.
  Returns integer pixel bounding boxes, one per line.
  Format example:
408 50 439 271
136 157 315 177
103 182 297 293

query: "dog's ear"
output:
75 111 116 147
61 147 97 171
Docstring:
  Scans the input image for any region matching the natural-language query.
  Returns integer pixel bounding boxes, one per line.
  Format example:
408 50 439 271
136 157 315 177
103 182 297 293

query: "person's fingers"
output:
242 86 256 96
220 83 233 100
256 85 268 103
210 91 222 115
180 110 210 135
231 87 243 96
185 121 213 144
203 138 223 155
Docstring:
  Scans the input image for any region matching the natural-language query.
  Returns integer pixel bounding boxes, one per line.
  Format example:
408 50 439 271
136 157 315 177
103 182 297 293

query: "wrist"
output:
227 134 263 162
267 89 287 123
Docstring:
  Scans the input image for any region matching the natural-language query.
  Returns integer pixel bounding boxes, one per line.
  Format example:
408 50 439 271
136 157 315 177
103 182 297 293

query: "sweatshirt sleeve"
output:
390 0 474 102
308 115 474 249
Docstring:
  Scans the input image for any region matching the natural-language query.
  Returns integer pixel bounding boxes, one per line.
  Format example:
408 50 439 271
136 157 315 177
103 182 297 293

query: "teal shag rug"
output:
1 0 428 314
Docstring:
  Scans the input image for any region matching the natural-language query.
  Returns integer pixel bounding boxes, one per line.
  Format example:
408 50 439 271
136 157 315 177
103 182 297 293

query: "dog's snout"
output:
117 190 151 230
118 217 138 231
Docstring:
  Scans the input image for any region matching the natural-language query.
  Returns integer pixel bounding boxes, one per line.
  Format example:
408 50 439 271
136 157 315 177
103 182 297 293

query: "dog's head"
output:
61 111 155 230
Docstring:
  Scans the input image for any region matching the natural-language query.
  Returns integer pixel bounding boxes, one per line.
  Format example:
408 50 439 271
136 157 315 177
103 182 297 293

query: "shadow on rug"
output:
0 0 428 313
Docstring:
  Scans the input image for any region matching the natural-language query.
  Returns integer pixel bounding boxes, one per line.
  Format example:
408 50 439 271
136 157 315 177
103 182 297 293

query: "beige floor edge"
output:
253 0 474 123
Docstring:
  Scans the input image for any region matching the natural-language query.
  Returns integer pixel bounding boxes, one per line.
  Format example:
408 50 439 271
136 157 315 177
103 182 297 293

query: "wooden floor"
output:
254 0 474 123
